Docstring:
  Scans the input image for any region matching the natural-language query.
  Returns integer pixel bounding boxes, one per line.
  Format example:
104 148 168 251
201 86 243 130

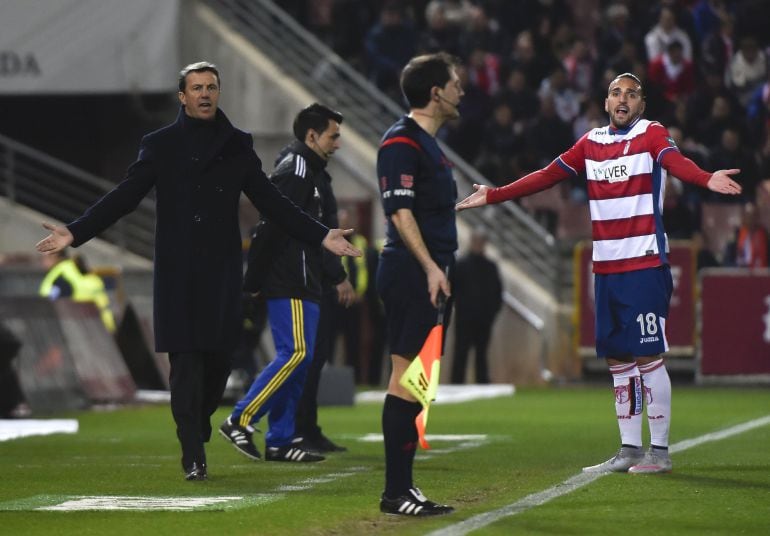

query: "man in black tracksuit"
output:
219 103 354 463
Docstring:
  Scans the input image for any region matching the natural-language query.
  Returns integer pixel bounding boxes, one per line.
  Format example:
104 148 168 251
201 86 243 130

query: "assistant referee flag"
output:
399 294 446 449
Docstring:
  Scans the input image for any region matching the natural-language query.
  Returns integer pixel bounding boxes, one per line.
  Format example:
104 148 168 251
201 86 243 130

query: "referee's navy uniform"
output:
376 115 457 355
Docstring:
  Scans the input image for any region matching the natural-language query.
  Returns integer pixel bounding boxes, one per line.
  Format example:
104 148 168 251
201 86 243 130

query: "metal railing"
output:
205 0 560 293
0 133 155 259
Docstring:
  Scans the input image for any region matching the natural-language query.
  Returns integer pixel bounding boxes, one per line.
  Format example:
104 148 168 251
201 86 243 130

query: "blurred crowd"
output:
278 0 770 261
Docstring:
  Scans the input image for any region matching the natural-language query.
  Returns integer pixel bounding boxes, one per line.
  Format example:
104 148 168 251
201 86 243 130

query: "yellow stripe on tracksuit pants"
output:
230 297 320 447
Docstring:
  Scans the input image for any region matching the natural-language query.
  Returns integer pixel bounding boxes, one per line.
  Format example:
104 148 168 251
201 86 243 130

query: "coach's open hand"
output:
323 228 362 257
35 222 74 255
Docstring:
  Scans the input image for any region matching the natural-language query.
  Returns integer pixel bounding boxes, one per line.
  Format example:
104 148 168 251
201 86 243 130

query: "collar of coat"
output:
175 105 241 166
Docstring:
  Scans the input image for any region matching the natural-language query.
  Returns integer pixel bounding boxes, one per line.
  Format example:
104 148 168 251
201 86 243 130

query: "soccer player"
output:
456 73 741 474
376 52 462 515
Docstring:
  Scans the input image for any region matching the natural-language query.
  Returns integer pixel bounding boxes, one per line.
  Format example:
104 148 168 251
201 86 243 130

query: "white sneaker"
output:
628 448 672 474
582 446 644 473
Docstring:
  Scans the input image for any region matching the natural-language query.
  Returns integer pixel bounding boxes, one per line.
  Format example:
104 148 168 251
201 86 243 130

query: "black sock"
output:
382 394 422 498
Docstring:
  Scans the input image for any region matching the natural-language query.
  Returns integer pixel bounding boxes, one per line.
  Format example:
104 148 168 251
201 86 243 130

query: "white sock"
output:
639 359 671 448
610 362 643 448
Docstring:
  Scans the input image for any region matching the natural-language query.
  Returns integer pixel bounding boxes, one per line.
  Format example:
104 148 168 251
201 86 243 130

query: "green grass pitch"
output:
1 386 768 535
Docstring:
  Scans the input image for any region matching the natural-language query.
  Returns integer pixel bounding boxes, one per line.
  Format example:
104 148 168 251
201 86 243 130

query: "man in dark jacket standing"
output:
451 227 502 383
219 103 354 463
35 63 360 481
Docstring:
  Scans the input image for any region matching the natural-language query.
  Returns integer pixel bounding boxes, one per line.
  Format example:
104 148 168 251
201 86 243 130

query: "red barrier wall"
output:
700 269 770 376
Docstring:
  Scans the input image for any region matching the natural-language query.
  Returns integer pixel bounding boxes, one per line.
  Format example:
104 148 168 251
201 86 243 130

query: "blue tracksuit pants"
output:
231 298 319 447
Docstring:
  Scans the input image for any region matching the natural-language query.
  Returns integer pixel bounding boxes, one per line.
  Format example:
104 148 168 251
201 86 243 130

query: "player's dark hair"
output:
293 103 343 142
609 72 645 98
400 52 459 109
178 61 220 91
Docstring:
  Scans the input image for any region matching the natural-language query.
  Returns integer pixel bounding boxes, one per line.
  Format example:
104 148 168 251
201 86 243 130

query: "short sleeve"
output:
377 137 421 215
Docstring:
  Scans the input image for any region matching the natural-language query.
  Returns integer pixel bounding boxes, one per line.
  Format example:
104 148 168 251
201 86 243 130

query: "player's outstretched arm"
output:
707 169 742 195
455 184 491 211
35 222 73 255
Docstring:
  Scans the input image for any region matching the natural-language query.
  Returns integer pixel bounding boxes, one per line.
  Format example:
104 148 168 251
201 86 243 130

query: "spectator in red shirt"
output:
648 40 695 104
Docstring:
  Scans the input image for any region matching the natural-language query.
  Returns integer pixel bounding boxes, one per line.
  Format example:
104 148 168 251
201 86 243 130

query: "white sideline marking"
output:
134 389 171 403
37 495 270 511
273 466 367 493
0 419 78 441
427 415 770 536
355 384 514 405
359 434 487 443
360 434 489 462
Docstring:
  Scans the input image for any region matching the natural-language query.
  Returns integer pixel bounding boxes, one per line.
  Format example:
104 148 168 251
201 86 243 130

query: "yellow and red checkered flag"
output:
399 294 447 449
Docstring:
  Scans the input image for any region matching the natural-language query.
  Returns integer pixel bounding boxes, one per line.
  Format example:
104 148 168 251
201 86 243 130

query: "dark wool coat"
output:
67 108 328 353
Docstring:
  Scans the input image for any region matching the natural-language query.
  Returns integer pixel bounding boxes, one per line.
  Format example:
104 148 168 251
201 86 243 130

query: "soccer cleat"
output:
265 439 325 462
184 462 207 481
582 446 644 473
628 448 672 474
380 487 454 516
219 417 261 460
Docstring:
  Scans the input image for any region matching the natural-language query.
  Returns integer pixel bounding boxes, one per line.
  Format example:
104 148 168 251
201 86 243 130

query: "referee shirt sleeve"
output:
377 137 421 216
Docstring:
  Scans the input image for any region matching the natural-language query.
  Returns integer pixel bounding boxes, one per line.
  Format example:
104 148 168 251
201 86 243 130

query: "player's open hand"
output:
322 228 362 257
455 183 491 211
35 222 73 254
707 169 742 195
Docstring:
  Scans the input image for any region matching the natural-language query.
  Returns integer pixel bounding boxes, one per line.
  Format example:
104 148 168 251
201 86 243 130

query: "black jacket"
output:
67 107 328 353
243 141 347 302
453 253 502 324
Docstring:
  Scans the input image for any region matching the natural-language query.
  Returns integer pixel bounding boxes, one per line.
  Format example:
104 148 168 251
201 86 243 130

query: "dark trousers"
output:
169 351 231 468
0 361 25 416
451 317 493 384
294 291 335 440
0 322 24 416
332 300 362 381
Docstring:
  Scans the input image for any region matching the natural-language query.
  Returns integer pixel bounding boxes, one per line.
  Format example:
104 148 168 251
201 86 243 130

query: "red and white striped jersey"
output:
487 117 711 274
560 119 676 273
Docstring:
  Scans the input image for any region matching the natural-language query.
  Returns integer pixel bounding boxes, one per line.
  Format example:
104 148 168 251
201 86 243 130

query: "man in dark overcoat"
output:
35 61 360 480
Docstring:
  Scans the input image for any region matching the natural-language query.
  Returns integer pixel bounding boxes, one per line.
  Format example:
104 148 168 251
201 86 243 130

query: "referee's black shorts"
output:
376 247 454 357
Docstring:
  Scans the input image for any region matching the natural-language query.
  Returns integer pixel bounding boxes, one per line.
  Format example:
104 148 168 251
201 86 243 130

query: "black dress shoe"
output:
315 434 347 453
184 462 207 481
305 434 348 453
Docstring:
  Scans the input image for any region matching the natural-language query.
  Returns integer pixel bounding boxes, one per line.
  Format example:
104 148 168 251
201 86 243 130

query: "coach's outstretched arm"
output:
35 223 73 254
36 221 360 258
322 228 361 257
